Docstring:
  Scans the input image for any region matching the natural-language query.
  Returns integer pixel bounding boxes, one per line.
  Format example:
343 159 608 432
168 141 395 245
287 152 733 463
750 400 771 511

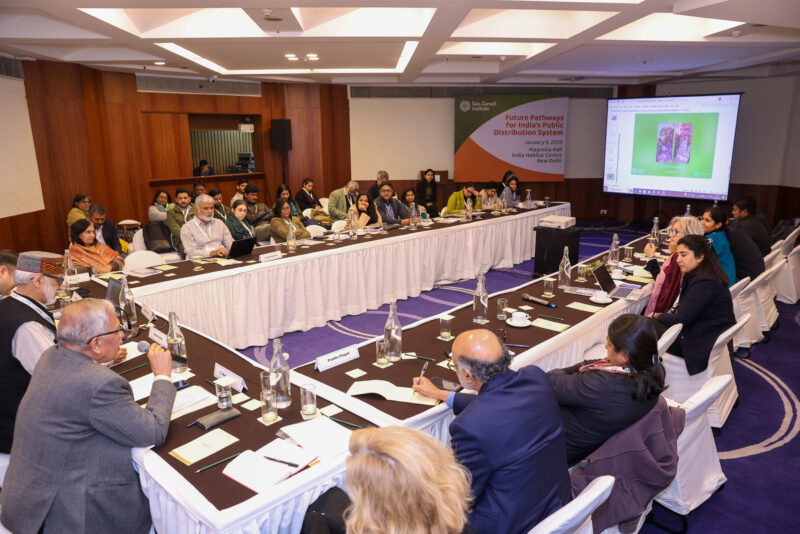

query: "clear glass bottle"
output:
119 274 137 336
502 197 508 213
525 189 533 208
473 271 489 324
465 197 473 221
269 338 291 408
609 233 620 266
286 222 297 252
349 209 358 239
167 311 187 374
650 217 660 240
409 202 419 229
64 249 79 290
384 300 403 362
684 204 692 217
558 246 571 288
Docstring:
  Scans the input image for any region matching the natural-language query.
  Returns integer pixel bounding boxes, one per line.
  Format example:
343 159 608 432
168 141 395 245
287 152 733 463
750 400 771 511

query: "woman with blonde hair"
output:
345 426 475 534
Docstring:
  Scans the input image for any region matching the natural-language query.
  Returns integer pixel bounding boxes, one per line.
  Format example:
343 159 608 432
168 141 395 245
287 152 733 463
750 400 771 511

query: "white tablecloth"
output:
131 204 570 348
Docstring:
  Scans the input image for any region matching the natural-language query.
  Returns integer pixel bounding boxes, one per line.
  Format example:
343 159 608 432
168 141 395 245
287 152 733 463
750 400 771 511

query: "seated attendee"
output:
328 181 358 221
400 187 427 218
244 184 272 241
270 199 311 243
479 182 503 210
502 170 518 186
413 329 571 534
0 249 18 298
0 299 175 534
87 204 122 254
643 216 704 315
166 188 195 254
148 190 172 223
0 251 62 454
295 177 324 212
344 193 382 230
728 217 765 282
274 183 311 223
368 170 389 201
732 196 772 256
548 314 666 465
69 219 123 274
338 426 475 534
446 183 482 214
66 193 91 228
208 188 231 221
416 168 439 218
225 200 256 240
500 176 520 206
180 194 233 259
193 159 215 177
230 178 249 207
374 182 410 225
191 180 207 200
702 206 737 287
651 234 736 375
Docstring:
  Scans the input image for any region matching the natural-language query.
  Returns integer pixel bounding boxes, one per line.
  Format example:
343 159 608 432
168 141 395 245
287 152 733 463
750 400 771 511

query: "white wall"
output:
349 96 608 182
0 75 44 217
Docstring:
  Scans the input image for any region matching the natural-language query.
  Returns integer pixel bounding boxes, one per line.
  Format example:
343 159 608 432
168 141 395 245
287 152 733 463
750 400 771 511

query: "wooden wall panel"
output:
138 92 263 115
319 84 352 194
285 85 323 195
143 113 192 180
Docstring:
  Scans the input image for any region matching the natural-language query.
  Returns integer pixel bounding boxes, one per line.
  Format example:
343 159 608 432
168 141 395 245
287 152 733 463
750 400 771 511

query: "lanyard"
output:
10 291 55 327
240 219 254 237
194 217 213 242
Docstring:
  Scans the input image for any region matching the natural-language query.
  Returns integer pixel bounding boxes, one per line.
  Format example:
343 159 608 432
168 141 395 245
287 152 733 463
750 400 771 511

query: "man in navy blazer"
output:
88 204 123 254
414 330 571 534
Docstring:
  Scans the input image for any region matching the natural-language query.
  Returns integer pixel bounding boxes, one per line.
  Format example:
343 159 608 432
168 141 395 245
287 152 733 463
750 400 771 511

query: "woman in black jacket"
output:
416 168 439 218
548 314 666 465
652 234 736 375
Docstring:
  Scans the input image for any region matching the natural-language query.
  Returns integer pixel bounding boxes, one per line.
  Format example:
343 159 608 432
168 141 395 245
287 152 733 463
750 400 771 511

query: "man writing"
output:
180 194 234 259
166 187 195 255
87 203 123 254
328 181 359 221
0 298 176 533
413 329 571 534
244 184 272 241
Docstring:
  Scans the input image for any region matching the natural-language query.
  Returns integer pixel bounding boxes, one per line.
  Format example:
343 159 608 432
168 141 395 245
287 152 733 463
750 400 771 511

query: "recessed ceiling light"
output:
154 61 166 65
307 57 319 61
285 53 296 58
287 57 299 61
306 53 318 57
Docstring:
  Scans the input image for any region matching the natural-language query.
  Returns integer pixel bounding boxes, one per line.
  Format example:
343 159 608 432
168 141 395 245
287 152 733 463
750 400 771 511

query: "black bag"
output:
300 487 349 534
142 221 174 253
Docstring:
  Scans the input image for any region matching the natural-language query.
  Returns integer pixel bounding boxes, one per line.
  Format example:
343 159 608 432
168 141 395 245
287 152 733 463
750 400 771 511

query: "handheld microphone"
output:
521 293 557 308
136 340 187 363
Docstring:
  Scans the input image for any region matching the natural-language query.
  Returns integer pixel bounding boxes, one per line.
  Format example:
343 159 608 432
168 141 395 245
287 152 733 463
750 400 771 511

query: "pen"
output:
418 361 429 383
195 453 240 473
204 379 216 387
186 421 198 428
538 314 564 321
119 362 148 376
264 456 299 468
327 416 363 429
412 355 435 361
505 343 531 348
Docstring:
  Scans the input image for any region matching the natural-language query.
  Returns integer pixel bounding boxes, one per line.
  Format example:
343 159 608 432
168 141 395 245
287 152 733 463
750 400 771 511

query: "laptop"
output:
227 237 258 258
591 265 642 300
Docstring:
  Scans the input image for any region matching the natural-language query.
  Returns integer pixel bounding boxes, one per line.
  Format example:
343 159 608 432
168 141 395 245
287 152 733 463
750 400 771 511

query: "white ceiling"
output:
0 1 799 86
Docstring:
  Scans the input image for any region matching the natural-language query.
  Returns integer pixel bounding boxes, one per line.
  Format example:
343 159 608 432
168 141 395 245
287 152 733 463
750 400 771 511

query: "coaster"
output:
319 404 343 417
300 246 310 249
231 392 249 404
257 415 283 427
504 307 516 313
518 305 533 311
436 335 454 342
372 361 392 369
300 409 320 420
326 243 336 246
345 368 367 379
164 273 176 277
240 399 262 411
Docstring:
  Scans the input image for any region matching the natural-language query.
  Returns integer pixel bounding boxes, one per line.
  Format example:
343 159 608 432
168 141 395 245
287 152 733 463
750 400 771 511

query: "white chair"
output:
306 224 325 238
124 250 165 272
728 277 760 352
779 224 800 257
657 324 683 358
0 452 9 487
661 314 748 428
440 206 449 216
771 239 783 252
775 244 800 304
654 375 732 527
331 219 347 233
529 476 615 534
763 248 782 270
319 197 329 214
302 208 313 218
740 263 782 339
131 229 181 264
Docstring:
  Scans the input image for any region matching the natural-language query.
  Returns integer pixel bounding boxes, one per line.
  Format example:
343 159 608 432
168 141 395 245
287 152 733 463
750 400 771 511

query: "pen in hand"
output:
417 361 429 385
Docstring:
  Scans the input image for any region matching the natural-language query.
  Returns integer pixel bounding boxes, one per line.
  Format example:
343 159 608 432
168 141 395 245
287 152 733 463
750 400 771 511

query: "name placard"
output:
141 304 154 322
315 344 360 372
70 291 83 302
213 362 247 392
259 251 282 263
148 326 168 349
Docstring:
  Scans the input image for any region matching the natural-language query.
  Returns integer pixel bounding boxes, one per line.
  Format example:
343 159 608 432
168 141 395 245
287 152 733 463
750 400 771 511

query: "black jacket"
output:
99 218 122 254
737 215 773 256
548 361 657 465
656 272 735 375
295 188 322 212
728 222 765 281
374 197 409 225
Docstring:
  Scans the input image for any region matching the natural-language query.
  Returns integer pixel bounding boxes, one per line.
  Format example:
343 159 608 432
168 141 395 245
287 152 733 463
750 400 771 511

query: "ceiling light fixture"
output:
154 61 166 65
288 57 299 61
285 53 296 58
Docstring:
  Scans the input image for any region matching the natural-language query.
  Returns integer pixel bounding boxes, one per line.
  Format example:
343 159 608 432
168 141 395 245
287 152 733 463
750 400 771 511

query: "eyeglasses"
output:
85 327 124 345
667 229 680 237
44 273 65 285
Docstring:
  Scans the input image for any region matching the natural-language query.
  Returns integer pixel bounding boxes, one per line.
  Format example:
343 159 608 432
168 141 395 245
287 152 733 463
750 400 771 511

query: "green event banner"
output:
631 112 719 179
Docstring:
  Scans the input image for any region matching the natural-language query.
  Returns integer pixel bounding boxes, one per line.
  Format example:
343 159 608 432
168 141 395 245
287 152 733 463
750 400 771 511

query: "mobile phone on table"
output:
431 377 462 392
175 379 191 390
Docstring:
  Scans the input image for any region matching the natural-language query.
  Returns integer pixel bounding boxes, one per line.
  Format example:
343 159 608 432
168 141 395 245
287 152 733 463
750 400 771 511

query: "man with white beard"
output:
180 193 234 259
0 251 63 453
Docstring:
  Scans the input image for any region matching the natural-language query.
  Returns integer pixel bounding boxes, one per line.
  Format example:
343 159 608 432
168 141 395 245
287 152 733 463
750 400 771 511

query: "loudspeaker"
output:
270 119 292 151
533 226 582 277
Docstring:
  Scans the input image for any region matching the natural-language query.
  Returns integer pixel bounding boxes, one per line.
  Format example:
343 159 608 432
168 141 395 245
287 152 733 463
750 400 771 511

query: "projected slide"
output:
604 94 740 201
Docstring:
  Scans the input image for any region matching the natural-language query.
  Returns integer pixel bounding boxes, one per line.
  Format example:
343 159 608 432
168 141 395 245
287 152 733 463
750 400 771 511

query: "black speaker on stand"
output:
271 119 292 185
533 226 582 278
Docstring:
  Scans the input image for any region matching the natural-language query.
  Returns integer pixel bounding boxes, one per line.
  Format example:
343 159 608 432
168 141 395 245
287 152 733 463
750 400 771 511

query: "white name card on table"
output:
213 363 247 392
531 318 571 333
77 272 91 282
148 326 168 349
70 291 82 302
259 251 282 263
315 344 359 371
141 304 154 322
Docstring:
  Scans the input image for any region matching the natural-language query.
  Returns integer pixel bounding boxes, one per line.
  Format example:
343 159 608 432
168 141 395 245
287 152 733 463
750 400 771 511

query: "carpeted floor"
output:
240 220 797 533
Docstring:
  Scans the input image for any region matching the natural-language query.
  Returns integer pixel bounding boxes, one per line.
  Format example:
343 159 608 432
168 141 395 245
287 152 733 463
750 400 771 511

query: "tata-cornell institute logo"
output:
459 100 471 112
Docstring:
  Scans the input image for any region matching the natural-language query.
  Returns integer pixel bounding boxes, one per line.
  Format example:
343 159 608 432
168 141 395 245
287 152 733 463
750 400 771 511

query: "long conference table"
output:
83 231 656 534
124 203 571 348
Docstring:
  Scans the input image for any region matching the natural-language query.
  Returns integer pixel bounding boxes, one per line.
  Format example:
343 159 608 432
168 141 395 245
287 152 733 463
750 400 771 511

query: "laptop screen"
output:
591 265 617 293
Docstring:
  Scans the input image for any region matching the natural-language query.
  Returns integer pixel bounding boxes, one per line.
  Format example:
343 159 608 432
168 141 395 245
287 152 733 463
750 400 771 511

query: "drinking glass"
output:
300 384 317 416
647 236 658 249
375 339 389 365
260 370 271 392
439 317 452 339
65 267 79 290
575 264 587 283
542 278 555 298
496 298 509 321
260 389 278 423
622 246 633 262
543 196 551 207
215 382 233 409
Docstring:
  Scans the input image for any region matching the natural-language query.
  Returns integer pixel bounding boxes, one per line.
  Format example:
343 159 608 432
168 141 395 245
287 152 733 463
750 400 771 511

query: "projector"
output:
540 215 576 229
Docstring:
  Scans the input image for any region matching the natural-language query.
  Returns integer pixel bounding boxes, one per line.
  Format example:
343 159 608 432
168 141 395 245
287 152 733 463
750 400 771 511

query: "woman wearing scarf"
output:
643 215 704 315
547 314 665 465
148 190 172 222
66 194 91 228
68 219 123 274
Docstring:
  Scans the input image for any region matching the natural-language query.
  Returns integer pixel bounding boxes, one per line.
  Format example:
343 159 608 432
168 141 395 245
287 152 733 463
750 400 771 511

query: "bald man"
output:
414 329 571 534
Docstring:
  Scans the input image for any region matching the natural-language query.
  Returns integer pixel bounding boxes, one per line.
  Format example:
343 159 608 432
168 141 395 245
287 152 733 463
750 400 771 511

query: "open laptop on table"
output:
227 236 258 258
591 265 644 300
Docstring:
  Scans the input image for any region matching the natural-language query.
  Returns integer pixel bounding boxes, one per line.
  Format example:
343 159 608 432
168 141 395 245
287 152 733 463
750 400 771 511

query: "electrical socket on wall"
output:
600 209 608 215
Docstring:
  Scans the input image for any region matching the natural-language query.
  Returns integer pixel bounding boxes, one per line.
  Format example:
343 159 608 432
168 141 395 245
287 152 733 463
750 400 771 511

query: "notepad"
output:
566 302 603 314
319 404 343 417
223 439 318 493
531 318 571 333
280 416 352 461
128 371 195 402
231 392 249 404
169 428 239 466
346 380 438 406
170 386 217 420
626 275 653 284
240 399 262 411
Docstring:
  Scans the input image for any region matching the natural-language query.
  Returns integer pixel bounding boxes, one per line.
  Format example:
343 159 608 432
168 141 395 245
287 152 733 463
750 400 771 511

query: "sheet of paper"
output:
566 302 603 314
169 428 239 466
97 273 122 280
319 404 343 417
240 399 262 411
212 258 242 266
346 380 438 406
223 439 318 493
170 386 217 420
128 371 195 402
297 239 324 247
531 318 571 333
231 392 249 404
518 305 533 311
153 264 177 271
108 341 145 367
164 273 176 277
345 368 367 379
626 275 653 284
280 416 352 461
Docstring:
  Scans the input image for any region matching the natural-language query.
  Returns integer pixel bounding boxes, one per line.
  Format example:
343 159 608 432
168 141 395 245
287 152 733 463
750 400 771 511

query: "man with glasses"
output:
1 298 175 534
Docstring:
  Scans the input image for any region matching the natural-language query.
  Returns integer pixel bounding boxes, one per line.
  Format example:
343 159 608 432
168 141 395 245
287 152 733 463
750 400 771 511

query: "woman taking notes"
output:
702 206 737 287
270 198 311 243
225 200 256 240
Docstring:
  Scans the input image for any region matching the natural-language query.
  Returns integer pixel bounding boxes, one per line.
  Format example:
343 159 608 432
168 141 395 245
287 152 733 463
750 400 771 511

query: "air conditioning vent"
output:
135 74 262 97
0 56 24 80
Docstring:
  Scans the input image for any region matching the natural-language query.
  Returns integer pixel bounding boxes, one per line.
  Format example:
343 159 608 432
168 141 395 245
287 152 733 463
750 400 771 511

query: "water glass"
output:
300 384 317 416
375 339 389 365
647 236 658 249
260 389 278 423
542 278 555 298
439 317 452 339
622 246 633 262
543 196 551 207
260 370 271 392
497 298 509 320
215 382 233 409
575 264 588 283
65 267 79 290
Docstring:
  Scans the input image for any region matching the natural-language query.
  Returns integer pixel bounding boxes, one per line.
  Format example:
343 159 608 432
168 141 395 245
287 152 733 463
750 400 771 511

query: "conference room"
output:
1 1 799 533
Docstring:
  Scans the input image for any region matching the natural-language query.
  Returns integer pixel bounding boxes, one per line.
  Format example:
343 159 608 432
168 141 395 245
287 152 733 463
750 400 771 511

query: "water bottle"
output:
525 189 533 208
167 311 188 374
465 197 473 221
684 204 692 217
384 301 403 362
558 246 571 288
650 217 660 240
118 274 137 336
269 339 291 408
349 209 358 237
609 234 620 266
286 222 297 252
473 271 489 324
502 198 508 213
64 249 79 290
409 203 419 229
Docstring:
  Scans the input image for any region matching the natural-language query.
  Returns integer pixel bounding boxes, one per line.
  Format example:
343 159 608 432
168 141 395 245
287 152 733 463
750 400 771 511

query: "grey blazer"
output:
0 345 176 534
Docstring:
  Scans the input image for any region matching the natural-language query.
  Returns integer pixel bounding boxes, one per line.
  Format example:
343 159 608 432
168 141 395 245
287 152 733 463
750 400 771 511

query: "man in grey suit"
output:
0 298 176 534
